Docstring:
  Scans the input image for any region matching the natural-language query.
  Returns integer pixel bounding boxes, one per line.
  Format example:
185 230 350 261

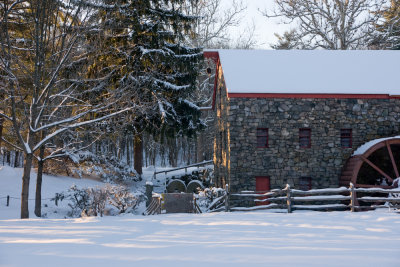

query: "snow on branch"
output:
33 107 133 152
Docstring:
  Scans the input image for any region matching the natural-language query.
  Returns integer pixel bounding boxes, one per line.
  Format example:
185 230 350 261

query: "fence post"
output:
145 181 154 208
350 183 355 212
286 184 292 213
225 184 230 212
6 195 9 207
55 193 58 206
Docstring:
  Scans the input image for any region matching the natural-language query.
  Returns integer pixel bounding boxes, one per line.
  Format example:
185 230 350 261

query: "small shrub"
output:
106 185 139 214
54 184 141 217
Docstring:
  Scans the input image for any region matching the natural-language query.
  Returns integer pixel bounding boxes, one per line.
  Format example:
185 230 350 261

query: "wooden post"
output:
350 183 355 212
55 193 58 206
225 184 229 212
6 195 9 207
145 182 154 208
286 184 292 213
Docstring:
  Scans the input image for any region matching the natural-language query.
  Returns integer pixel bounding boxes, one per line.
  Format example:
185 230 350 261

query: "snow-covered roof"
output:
212 49 400 95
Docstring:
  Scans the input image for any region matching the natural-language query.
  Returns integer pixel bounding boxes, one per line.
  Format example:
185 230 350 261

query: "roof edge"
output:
228 93 398 99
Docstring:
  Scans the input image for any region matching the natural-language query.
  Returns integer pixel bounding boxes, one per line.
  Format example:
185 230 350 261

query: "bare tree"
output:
264 0 388 49
0 0 135 219
185 0 257 48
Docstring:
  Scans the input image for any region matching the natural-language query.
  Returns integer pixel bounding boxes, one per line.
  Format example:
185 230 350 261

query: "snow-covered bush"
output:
54 184 142 217
106 185 140 214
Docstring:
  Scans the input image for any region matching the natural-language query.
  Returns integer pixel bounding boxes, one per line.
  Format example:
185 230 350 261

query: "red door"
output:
256 176 270 205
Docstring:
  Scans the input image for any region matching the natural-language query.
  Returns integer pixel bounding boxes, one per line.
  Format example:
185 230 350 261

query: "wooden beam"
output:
360 156 393 182
386 141 400 178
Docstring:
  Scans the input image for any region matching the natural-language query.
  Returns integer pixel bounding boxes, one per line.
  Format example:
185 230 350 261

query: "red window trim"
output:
341 129 352 148
227 93 395 99
299 128 311 148
257 128 269 148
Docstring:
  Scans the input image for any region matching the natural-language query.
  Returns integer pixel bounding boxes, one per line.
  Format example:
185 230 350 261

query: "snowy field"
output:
1 166 400 266
1 211 400 267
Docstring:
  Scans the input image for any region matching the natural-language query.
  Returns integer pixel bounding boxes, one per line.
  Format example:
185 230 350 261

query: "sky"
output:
222 0 291 49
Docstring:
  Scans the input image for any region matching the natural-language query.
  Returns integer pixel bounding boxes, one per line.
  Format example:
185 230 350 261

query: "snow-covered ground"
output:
1 166 400 266
1 210 400 266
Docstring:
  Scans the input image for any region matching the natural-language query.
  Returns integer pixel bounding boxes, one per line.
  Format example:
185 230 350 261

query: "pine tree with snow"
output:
374 0 400 49
83 0 204 174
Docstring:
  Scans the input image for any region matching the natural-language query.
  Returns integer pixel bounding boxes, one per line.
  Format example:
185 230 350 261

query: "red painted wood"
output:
228 93 393 99
256 176 270 206
386 141 399 178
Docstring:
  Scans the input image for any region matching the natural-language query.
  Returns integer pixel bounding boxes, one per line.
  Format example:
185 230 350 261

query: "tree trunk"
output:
34 143 45 217
14 151 19 167
134 133 143 175
126 136 130 167
21 153 33 219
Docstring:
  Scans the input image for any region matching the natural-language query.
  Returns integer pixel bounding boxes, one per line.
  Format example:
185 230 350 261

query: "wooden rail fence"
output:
228 183 400 213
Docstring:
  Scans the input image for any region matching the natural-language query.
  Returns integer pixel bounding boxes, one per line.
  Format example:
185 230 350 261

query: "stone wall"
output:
220 97 400 193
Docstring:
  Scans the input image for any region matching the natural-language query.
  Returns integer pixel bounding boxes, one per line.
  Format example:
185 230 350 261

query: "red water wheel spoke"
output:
360 155 393 183
386 140 399 178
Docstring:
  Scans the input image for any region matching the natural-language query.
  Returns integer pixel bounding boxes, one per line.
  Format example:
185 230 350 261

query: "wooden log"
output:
292 204 348 210
291 187 349 196
358 197 400 203
291 195 351 202
254 197 286 202
354 188 400 194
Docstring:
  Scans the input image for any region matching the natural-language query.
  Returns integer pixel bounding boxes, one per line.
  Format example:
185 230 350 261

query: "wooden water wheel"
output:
340 138 400 189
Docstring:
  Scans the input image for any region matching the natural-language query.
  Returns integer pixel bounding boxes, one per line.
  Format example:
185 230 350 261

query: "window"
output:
299 177 312 191
257 128 268 148
341 129 352 148
299 128 311 148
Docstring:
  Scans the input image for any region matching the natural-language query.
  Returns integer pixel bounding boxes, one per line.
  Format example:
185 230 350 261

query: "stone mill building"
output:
204 50 400 194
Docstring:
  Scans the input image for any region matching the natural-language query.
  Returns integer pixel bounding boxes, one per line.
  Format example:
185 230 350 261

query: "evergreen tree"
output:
84 0 204 174
374 0 400 49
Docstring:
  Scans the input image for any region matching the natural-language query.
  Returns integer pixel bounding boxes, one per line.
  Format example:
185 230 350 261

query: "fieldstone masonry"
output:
214 89 400 193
